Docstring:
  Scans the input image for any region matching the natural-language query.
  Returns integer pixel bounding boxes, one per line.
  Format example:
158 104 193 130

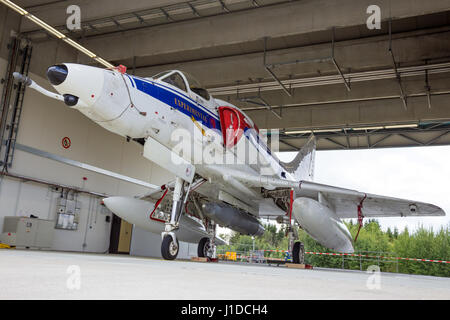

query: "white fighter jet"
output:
14 63 445 261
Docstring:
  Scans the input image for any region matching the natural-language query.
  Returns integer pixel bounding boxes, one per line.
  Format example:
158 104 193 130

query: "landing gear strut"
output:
288 225 305 264
161 177 187 260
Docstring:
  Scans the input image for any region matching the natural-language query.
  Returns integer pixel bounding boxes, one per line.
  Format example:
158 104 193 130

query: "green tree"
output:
219 221 449 277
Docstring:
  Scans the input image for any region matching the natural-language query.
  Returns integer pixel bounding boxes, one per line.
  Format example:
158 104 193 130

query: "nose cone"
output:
49 63 106 110
47 65 68 86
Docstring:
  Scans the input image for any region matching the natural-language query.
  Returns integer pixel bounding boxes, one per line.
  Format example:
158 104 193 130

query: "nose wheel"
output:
161 234 179 260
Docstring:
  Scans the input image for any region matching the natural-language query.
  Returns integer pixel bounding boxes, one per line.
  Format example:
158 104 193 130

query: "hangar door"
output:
109 215 133 254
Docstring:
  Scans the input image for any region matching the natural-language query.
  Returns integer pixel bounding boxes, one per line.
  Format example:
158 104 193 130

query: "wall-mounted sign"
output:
62 137 71 149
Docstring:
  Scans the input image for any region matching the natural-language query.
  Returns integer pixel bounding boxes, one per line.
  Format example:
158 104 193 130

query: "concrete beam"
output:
244 91 450 130
277 130 450 151
23 27 450 133
19 0 186 33
131 29 450 87
233 73 450 111
65 0 450 63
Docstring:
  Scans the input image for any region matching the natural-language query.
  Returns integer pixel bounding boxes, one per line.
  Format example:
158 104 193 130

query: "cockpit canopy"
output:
153 70 210 101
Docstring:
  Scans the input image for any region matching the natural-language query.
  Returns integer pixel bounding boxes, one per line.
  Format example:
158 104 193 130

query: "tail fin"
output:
280 134 316 181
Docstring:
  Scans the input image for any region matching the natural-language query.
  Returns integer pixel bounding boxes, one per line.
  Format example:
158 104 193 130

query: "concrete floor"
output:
1 249 449 300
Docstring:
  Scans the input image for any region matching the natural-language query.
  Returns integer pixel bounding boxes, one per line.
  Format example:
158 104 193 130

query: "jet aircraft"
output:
14 63 445 261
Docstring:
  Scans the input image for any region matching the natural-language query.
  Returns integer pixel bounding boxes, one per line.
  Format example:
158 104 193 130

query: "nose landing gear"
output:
161 234 179 260
161 177 186 260
160 177 218 261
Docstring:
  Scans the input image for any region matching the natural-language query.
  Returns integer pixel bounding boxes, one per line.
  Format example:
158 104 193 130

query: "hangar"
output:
0 0 449 260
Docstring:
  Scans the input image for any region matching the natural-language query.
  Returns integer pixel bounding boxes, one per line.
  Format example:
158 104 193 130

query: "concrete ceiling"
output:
4 0 450 150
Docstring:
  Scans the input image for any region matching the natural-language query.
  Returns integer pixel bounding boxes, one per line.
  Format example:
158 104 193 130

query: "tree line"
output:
218 220 449 277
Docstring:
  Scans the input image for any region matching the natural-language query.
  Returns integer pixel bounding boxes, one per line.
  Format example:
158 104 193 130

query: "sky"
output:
277 145 450 233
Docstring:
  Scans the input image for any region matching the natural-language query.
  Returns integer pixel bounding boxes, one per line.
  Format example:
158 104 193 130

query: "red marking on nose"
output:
91 94 95 98
155 112 158 114
110 93 114 96
8 233 11 236
116 65 127 74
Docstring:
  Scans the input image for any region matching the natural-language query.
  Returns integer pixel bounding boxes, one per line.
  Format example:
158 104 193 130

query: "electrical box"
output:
55 197 80 230
0 216 54 248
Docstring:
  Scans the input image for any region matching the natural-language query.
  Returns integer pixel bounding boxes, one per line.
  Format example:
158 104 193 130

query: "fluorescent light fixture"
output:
313 128 342 133
353 124 417 131
285 128 342 134
27 15 66 39
62 38 97 58
384 124 418 129
284 130 312 135
0 0 28 15
285 124 418 135
1 0 115 69
95 57 114 67
353 126 384 131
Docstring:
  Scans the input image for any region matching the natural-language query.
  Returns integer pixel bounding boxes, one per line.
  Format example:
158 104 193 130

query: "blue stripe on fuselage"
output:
125 74 135 88
132 77 221 131
131 77 275 162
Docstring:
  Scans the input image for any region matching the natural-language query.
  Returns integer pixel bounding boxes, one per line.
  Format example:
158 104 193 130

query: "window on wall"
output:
161 72 187 92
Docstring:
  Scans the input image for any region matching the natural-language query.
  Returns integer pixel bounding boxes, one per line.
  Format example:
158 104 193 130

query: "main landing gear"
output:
160 177 217 261
288 226 305 264
198 237 215 259
292 241 305 264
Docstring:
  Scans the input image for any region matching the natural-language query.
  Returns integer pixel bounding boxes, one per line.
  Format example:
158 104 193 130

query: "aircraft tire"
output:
292 241 305 264
197 237 211 258
161 234 179 260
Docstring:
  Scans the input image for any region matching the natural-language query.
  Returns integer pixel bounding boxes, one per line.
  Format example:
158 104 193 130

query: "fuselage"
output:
48 64 296 198
45 63 356 252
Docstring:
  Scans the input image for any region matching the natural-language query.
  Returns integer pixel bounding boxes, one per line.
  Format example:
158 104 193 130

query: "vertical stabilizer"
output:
280 135 316 181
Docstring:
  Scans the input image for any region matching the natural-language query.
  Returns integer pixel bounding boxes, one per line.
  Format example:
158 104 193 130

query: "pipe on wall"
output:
0 171 109 198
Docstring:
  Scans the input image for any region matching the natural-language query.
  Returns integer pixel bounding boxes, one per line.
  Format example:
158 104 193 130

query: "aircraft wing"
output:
227 170 445 219
306 184 445 218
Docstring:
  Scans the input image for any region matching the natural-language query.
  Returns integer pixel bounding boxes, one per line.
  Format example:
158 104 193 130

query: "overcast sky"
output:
277 145 450 233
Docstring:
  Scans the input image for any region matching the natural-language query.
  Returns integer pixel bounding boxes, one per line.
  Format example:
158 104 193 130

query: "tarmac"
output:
0 249 449 300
